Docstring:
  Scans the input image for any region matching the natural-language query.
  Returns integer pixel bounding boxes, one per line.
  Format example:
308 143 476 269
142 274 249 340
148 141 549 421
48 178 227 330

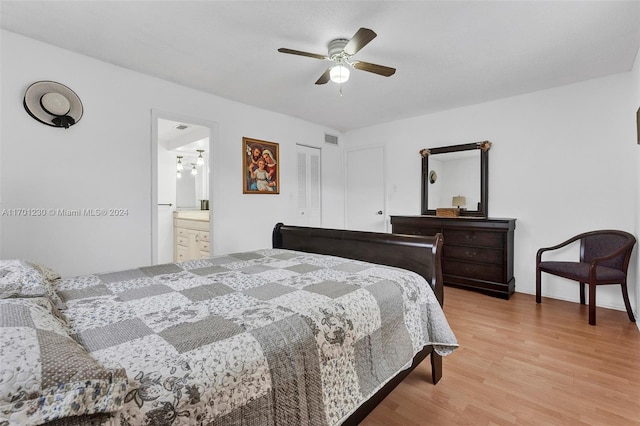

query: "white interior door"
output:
346 146 385 232
297 145 321 226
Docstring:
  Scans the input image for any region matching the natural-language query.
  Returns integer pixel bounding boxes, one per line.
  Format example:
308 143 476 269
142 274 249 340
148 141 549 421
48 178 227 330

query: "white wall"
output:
344 72 638 312
0 31 344 277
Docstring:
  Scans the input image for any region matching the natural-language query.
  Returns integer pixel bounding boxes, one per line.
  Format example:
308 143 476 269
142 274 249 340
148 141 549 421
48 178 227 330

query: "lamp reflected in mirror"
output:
452 195 466 209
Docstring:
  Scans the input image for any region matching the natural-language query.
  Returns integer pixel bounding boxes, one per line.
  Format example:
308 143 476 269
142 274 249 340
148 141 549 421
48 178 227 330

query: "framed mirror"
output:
420 141 491 217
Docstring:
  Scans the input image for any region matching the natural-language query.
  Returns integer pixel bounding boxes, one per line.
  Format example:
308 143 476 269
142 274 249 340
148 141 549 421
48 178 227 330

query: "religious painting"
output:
243 137 280 194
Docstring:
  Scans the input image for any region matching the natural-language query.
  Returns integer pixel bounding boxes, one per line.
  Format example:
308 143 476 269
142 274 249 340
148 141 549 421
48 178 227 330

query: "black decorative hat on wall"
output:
23 81 83 129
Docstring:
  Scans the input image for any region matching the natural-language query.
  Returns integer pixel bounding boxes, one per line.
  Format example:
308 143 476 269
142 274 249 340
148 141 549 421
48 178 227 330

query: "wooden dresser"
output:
391 216 516 299
174 211 210 262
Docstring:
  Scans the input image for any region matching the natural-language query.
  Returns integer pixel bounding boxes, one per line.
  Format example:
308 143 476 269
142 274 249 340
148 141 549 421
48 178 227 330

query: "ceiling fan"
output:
278 28 396 85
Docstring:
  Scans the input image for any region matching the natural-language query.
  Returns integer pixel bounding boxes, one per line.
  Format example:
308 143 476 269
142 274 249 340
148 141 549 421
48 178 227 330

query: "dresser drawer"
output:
176 235 189 247
394 225 441 237
443 259 504 283
175 218 209 232
198 241 210 252
443 245 503 265
197 231 210 242
445 229 503 248
176 228 189 238
175 245 188 262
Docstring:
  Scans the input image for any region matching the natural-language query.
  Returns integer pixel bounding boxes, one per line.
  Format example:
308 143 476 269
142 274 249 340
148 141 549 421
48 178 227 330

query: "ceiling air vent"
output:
175 124 189 130
324 133 339 145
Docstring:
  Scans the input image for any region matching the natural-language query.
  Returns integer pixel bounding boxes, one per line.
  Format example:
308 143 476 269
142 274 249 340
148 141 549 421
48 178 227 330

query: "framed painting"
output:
243 137 280 194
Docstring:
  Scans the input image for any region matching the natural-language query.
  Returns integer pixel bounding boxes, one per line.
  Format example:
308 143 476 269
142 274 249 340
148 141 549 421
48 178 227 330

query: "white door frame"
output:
344 145 387 232
150 109 218 264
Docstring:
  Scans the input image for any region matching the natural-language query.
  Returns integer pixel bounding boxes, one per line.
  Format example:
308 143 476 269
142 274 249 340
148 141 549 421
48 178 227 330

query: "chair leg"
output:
620 280 636 322
588 282 596 326
536 266 542 303
579 282 585 305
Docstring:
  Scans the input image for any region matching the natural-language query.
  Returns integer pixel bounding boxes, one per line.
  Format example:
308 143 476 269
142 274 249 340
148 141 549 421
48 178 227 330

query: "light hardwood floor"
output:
362 287 640 425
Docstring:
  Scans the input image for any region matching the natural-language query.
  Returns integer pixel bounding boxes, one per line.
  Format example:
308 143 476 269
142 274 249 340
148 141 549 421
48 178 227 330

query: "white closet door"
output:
346 146 386 232
296 145 322 226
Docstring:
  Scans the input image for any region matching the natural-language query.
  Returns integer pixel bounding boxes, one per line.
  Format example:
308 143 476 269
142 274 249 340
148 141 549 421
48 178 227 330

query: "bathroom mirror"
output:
176 151 208 209
420 141 490 217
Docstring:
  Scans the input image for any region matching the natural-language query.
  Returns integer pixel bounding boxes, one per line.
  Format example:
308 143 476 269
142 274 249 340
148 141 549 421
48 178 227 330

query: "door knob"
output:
377 211 383 215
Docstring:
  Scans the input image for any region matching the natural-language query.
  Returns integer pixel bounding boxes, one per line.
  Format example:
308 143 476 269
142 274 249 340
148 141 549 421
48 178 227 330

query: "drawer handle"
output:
465 251 477 258
466 233 476 240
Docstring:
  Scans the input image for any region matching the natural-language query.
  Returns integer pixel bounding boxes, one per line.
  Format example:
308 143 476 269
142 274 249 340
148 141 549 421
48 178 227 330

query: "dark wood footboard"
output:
272 223 445 423
272 223 444 305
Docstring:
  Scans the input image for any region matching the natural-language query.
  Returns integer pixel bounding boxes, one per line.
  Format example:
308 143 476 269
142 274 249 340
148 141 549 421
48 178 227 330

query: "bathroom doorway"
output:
151 110 216 264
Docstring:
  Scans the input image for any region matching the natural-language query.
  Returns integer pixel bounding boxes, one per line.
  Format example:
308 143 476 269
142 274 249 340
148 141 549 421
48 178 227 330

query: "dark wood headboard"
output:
272 223 444 305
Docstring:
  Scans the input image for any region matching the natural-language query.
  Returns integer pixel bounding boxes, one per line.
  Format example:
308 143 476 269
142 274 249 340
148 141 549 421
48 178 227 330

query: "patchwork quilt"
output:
56 249 458 425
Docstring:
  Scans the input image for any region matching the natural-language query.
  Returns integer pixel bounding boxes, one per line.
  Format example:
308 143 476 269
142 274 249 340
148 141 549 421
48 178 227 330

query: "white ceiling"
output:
158 118 209 153
2 1 639 132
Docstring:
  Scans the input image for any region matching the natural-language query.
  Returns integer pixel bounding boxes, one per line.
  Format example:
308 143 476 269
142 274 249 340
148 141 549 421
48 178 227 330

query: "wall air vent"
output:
324 133 339 145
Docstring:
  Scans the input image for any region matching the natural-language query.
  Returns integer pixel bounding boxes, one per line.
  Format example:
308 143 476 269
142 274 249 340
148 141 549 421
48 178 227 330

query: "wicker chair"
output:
536 230 636 325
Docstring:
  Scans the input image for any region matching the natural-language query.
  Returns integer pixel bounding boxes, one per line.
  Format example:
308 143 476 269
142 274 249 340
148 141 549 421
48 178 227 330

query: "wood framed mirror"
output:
420 141 490 217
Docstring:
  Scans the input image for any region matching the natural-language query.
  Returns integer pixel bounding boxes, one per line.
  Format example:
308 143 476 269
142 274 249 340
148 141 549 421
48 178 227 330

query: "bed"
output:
0 224 458 425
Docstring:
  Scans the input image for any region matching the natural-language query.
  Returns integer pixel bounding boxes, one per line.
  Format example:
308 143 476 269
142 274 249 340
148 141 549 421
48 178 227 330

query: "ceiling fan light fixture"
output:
330 64 350 84
279 28 395 86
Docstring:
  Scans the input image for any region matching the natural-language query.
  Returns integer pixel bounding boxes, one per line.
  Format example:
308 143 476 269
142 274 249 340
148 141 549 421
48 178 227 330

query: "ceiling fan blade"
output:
353 61 396 77
343 28 377 56
315 68 331 85
277 48 327 60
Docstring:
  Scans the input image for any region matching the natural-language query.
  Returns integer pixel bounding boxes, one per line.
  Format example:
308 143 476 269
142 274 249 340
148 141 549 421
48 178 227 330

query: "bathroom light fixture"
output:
196 149 205 166
176 156 184 171
191 164 198 176
177 170 182 179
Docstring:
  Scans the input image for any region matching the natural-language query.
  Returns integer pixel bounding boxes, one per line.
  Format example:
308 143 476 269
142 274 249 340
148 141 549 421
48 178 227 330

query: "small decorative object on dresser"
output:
391 215 516 299
436 208 460 217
